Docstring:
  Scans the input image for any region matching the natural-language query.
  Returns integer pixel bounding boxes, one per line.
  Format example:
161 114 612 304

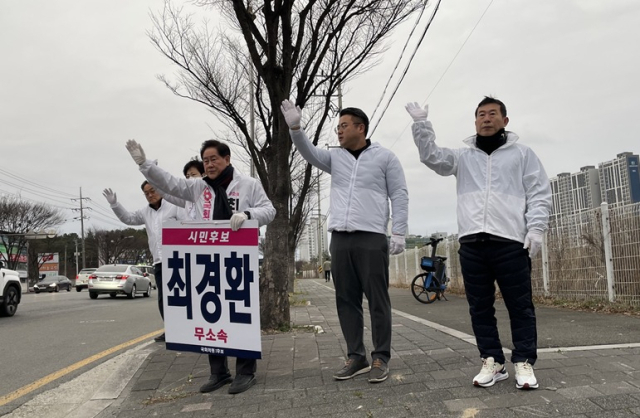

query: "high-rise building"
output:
598 152 640 208
549 166 601 222
297 215 328 262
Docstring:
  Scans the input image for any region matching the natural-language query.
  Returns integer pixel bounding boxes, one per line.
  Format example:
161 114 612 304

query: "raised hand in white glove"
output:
523 230 543 258
280 99 302 130
125 139 147 165
405 102 429 122
230 212 248 231
389 234 406 255
102 188 117 205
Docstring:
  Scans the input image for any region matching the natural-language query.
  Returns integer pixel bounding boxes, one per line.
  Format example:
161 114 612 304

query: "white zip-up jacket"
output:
411 120 551 243
110 200 178 265
139 161 275 226
290 129 409 235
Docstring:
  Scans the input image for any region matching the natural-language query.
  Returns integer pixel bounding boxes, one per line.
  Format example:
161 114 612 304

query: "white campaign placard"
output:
161 219 261 359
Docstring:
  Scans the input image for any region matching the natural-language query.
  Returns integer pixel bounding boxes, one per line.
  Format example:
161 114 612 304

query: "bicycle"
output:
411 237 449 304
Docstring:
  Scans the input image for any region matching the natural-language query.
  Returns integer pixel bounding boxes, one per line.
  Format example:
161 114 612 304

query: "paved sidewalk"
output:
97 279 640 418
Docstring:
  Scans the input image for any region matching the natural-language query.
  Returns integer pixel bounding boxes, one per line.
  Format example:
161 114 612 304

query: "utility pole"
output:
71 187 90 269
317 167 322 271
74 239 79 277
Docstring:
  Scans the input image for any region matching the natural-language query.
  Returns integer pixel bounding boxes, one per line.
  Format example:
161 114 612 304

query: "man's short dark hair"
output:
200 139 231 159
340 107 370 136
183 159 204 176
475 96 507 118
141 180 149 190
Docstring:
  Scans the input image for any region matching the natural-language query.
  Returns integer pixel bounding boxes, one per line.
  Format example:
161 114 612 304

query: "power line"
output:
369 3 429 123
387 0 495 150
369 0 444 137
0 168 77 198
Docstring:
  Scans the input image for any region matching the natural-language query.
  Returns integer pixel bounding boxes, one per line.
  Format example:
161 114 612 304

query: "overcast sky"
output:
1 0 639 238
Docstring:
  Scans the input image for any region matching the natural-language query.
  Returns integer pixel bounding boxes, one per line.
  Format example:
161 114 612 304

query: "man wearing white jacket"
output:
281 99 409 384
125 139 275 395
405 97 552 390
103 182 178 342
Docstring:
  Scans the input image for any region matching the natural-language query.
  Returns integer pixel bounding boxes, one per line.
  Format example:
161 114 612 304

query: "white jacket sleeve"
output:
139 160 205 203
385 153 409 236
160 193 187 209
289 129 332 173
110 203 146 226
522 149 552 232
245 179 276 227
411 120 460 177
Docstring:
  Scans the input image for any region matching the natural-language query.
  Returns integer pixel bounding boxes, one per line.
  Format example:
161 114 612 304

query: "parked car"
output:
75 268 97 292
88 264 152 299
137 265 157 289
0 261 22 317
33 275 73 293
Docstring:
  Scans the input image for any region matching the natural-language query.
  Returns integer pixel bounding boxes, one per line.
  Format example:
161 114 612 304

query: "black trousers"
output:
459 240 537 365
324 270 331 281
330 231 391 363
208 355 256 376
154 263 164 320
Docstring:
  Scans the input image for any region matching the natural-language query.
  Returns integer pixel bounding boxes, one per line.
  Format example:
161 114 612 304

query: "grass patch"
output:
142 384 195 405
533 296 640 316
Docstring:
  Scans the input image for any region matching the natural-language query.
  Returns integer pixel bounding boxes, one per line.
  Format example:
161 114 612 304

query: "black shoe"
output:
154 333 165 342
199 374 232 393
228 374 256 394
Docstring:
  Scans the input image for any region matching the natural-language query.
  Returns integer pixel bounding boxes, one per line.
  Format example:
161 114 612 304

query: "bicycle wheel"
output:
411 273 438 304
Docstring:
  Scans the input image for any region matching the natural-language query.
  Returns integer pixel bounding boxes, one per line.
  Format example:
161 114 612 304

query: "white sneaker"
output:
473 357 509 387
514 361 539 390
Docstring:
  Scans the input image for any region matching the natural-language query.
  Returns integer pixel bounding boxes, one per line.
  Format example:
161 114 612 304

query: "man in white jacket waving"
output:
126 139 275 395
406 97 552 391
282 99 409 384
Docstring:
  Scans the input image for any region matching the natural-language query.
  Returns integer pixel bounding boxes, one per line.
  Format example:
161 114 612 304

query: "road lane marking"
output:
0 330 163 407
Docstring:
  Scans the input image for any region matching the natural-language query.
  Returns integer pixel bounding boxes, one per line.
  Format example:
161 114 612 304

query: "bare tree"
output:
149 0 427 328
0 196 64 273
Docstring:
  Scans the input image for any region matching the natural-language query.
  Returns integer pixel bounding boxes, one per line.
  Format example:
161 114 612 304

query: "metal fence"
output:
390 202 640 306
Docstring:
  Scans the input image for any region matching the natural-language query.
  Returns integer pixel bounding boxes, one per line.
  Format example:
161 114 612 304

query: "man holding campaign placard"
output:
126 139 275 395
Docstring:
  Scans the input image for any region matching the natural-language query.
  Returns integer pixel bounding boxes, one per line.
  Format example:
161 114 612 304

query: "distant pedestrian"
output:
405 97 551 390
103 183 178 343
281 99 408 384
323 259 331 282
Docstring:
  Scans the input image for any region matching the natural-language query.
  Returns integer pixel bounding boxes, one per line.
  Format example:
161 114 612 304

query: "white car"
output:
1 261 22 317
88 264 152 299
75 268 97 292
137 265 157 289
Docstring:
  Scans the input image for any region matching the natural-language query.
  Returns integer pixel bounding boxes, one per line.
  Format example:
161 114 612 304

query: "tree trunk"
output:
260 201 291 329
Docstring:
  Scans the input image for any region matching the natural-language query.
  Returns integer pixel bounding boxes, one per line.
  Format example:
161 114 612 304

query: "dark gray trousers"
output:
154 263 164 320
330 231 391 363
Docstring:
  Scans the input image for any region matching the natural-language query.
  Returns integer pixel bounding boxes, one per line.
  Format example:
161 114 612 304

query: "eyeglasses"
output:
143 189 157 197
335 122 362 133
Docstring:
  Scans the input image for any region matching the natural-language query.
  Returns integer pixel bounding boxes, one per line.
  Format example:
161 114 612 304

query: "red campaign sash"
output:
202 188 213 220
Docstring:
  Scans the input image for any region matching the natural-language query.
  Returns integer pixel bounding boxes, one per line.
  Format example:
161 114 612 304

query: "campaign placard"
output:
161 219 261 358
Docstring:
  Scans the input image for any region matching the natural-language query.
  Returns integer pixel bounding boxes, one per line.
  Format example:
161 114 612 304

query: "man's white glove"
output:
230 212 248 231
389 234 406 255
102 188 117 205
523 230 543 258
280 99 302 130
125 139 147 165
405 102 429 122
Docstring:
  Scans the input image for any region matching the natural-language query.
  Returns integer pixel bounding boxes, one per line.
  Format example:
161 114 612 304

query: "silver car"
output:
88 265 152 299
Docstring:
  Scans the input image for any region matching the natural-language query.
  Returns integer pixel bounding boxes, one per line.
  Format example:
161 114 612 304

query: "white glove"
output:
523 230 543 258
280 99 302 129
405 102 429 122
102 188 117 205
389 234 406 255
125 139 147 165
230 212 248 231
